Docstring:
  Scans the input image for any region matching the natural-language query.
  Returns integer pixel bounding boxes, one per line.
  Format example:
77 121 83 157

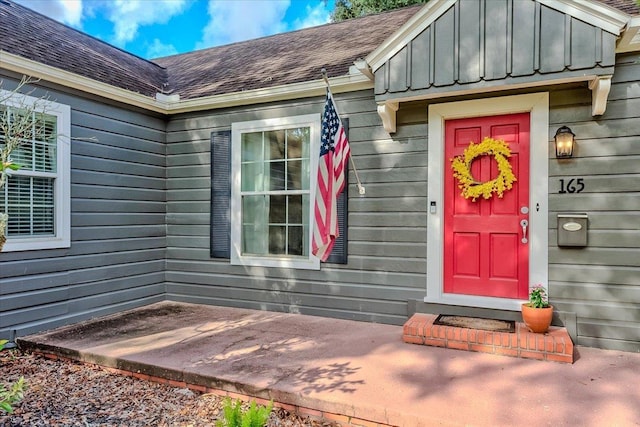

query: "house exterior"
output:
1 0 639 352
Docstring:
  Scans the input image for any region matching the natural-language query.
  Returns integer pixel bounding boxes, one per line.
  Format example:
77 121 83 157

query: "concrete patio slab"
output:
17 301 640 426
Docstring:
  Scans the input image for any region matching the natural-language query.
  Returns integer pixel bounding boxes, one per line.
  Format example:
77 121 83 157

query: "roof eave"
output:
1 51 373 114
165 74 373 114
1 51 168 113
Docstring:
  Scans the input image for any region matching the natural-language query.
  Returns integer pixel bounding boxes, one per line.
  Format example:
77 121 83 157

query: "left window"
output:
231 114 320 270
0 90 71 252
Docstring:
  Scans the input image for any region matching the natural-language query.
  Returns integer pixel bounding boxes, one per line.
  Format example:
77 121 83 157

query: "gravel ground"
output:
0 349 338 427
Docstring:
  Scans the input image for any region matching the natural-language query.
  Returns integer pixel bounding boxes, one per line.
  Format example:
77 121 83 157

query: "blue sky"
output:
15 0 336 59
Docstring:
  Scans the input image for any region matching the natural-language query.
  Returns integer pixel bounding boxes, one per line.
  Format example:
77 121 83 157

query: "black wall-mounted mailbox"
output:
557 213 588 247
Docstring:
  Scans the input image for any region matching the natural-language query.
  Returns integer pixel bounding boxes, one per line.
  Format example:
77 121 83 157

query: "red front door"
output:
443 113 530 299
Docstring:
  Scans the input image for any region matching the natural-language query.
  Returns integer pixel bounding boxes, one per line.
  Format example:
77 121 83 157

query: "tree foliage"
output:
331 0 427 22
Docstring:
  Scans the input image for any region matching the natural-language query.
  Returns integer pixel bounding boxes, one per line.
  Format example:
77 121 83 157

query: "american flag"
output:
312 89 350 261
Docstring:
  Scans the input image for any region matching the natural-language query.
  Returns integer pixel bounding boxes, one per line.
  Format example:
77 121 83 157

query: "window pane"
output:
3 176 55 236
287 160 303 190
288 195 302 224
241 162 265 192
241 132 265 191
288 226 304 256
3 111 57 172
286 128 305 159
34 139 57 172
241 132 263 162
33 206 55 234
268 195 286 224
267 130 285 161
11 143 32 170
35 114 57 172
242 195 268 255
268 225 286 254
269 161 286 191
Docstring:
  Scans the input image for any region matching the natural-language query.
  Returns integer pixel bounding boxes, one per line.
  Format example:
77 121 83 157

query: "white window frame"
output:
230 114 321 270
1 90 71 252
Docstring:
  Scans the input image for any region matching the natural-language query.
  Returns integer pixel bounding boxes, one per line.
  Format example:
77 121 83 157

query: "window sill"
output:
1 236 71 252
230 253 320 270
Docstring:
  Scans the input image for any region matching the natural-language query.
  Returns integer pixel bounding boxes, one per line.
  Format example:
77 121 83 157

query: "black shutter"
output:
325 117 349 264
210 130 231 259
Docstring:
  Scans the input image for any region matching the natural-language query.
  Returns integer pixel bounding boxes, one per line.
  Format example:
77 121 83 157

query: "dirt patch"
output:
0 349 338 427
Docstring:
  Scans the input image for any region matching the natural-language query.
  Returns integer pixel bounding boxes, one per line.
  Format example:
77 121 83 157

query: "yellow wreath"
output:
451 137 516 201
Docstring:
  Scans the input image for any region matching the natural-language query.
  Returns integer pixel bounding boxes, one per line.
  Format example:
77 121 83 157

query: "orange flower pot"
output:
521 303 553 333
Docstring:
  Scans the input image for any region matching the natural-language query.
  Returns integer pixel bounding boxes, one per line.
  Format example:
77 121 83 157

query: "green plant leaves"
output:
0 376 26 414
216 398 273 427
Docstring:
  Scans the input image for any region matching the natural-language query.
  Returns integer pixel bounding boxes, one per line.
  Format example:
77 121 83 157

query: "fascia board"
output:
1 51 373 115
616 16 640 53
376 74 601 105
538 0 630 35
165 74 373 114
1 51 167 113
366 0 455 72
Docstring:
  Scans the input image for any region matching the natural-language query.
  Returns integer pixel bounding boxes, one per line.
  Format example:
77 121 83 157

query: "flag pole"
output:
321 68 365 196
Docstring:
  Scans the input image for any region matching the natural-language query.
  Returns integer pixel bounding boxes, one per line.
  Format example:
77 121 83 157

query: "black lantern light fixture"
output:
554 126 576 158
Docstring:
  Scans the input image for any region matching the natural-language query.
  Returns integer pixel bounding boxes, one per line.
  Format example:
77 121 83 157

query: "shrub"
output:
216 398 273 427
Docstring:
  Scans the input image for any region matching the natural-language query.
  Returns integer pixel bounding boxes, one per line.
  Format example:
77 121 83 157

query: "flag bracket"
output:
321 68 365 196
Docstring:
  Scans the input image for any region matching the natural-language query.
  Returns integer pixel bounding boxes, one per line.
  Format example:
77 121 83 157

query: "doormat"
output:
434 315 515 333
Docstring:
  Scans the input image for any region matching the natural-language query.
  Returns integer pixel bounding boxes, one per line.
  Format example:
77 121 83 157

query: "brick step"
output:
403 313 574 363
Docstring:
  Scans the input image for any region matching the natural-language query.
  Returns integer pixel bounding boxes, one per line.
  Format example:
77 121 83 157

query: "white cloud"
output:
146 38 179 59
197 0 290 50
16 0 83 27
104 0 188 45
291 3 330 30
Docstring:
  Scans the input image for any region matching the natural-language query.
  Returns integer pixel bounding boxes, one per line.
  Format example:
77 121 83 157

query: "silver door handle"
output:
520 219 528 244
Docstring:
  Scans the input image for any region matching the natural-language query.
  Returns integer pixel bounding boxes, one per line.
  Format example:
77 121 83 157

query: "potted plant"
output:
521 285 553 333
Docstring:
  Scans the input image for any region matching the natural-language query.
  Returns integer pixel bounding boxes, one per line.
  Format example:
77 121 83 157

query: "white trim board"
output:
426 93 549 311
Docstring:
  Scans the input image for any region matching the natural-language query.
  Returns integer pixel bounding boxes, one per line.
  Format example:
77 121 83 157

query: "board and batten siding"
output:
0 75 167 340
165 90 427 325
547 52 640 352
375 0 616 102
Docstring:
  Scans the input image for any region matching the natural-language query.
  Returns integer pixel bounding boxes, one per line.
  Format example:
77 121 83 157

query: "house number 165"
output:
558 178 585 194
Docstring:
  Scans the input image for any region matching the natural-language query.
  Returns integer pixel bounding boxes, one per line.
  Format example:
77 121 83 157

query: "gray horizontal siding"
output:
0 75 167 341
3 50 639 353
547 53 640 351
165 90 426 325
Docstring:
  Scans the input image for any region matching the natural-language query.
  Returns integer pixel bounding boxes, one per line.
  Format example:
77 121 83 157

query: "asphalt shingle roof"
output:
0 0 167 97
1 0 638 101
153 5 422 99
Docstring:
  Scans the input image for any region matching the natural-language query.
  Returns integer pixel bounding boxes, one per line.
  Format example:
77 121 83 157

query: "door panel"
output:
443 113 530 299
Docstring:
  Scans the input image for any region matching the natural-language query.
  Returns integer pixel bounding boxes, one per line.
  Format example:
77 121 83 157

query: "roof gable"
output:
368 0 631 75
371 0 633 106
